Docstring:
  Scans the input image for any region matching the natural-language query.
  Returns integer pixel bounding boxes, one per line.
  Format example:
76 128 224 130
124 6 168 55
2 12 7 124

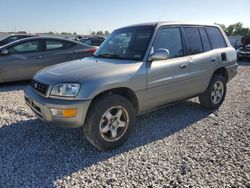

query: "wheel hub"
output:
99 106 129 142
211 81 224 104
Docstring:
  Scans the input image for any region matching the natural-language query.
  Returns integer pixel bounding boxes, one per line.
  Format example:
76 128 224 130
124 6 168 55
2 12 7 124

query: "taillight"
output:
87 48 97 53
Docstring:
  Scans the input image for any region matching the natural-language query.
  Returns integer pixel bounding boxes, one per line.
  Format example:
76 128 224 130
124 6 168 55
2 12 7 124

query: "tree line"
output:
46 31 110 36
44 22 250 37
215 22 250 36
90 31 110 36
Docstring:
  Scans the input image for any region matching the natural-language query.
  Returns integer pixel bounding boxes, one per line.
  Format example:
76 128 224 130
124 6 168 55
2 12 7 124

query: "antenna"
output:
156 10 165 22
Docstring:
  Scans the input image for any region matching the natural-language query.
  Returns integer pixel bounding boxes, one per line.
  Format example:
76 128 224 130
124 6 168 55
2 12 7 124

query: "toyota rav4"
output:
24 22 238 150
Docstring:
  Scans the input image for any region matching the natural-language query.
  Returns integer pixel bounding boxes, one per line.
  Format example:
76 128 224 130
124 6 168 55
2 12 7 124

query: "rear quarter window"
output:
205 27 227 49
45 40 75 51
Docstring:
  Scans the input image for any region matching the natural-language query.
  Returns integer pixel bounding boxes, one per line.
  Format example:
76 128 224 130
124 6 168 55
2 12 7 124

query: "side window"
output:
46 40 74 50
205 27 227 49
83 39 92 45
183 27 203 55
199 28 212 52
8 41 40 54
7 36 19 43
153 27 183 58
92 39 104 46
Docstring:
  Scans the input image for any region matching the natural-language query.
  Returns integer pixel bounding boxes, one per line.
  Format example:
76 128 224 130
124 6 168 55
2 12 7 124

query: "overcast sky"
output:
0 0 249 34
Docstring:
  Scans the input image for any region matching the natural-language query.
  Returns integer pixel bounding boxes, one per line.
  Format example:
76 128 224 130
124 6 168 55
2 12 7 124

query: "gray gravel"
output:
0 62 249 188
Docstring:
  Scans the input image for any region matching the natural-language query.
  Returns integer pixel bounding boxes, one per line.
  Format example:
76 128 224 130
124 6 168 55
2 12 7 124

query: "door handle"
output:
179 64 187 69
211 57 216 62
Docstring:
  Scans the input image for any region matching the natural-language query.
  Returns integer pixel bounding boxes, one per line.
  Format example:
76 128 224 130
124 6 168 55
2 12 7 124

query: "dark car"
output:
0 34 37 46
237 44 250 60
237 36 250 60
80 36 105 47
228 36 242 50
0 37 96 83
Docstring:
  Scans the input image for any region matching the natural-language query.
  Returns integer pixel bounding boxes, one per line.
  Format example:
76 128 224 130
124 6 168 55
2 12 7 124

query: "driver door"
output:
0 39 44 82
146 27 191 109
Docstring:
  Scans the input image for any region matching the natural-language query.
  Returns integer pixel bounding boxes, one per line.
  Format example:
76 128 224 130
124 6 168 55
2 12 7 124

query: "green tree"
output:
96 31 104 35
91 31 96 35
104 31 110 35
215 23 227 33
215 22 250 36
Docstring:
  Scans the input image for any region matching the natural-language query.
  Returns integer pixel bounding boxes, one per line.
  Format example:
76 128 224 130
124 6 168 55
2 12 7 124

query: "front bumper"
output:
24 85 91 128
238 52 250 59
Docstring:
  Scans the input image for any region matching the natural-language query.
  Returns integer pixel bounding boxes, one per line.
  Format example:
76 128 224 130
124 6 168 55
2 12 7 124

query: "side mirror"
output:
148 48 170 61
1 49 9 56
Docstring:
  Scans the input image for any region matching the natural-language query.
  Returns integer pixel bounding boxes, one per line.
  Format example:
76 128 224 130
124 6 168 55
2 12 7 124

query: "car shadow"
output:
0 81 29 93
0 100 213 187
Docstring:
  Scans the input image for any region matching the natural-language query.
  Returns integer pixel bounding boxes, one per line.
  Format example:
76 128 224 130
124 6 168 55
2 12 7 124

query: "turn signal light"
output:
50 108 77 118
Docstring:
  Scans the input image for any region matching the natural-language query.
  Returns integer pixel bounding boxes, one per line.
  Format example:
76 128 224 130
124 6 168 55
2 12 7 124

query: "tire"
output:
83 94 136 150
199 75 227 110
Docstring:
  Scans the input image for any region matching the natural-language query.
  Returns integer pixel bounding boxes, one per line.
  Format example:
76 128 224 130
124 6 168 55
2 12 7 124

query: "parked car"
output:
80 36 105 47
0 34 37 46
0 37 96 83
228 36 242 50
24 22 238 150
237 44 250 60
235 36 250 60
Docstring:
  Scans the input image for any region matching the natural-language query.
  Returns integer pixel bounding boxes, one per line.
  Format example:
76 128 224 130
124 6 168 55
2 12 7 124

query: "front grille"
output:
31 80 49 96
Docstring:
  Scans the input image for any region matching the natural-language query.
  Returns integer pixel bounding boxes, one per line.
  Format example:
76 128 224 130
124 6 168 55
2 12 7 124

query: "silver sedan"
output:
0 37 96 83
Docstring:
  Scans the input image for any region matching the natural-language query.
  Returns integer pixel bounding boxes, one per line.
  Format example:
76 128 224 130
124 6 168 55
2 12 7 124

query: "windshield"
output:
94 26 154 61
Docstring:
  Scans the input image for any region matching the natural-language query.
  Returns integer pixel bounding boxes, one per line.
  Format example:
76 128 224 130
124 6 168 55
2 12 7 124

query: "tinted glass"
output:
199 28 212 51
7 36 19 43
205 27 227 49
91 39 104 46
46 40 74 50
81 39 91 45
184 27 203 55
95 26 154 61
153 27 183 58
8 41 40 54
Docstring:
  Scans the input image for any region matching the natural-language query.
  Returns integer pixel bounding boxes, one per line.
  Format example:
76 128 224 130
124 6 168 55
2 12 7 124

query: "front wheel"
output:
83 94 136 150
199 75 227 110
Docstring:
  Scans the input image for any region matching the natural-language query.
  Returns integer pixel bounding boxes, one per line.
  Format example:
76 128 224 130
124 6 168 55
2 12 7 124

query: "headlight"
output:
51 83 80 97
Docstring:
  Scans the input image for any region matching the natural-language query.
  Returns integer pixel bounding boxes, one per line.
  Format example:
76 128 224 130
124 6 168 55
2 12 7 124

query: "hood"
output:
34 57 143 85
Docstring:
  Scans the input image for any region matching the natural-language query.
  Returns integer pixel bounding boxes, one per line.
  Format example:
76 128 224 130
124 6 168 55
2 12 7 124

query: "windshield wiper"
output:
94 53 140 61
95 53 121 59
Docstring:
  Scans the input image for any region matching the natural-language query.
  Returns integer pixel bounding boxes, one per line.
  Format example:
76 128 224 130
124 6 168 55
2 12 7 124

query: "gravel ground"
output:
0 62 249 188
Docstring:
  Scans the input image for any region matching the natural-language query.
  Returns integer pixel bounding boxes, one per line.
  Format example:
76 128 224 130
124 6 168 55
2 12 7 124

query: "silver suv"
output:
24 22 238 150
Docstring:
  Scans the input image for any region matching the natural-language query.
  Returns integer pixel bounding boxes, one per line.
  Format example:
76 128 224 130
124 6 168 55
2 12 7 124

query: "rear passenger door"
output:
146 27 190 109
42 39 76 67
183 26 218 96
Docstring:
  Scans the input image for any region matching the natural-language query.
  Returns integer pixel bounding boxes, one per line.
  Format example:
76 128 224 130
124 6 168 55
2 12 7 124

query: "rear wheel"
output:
83 94 136 150
199 75 227 110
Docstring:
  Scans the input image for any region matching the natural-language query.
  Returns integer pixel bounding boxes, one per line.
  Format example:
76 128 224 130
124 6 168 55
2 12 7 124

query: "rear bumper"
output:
24 85 91 128
226 62 238 81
